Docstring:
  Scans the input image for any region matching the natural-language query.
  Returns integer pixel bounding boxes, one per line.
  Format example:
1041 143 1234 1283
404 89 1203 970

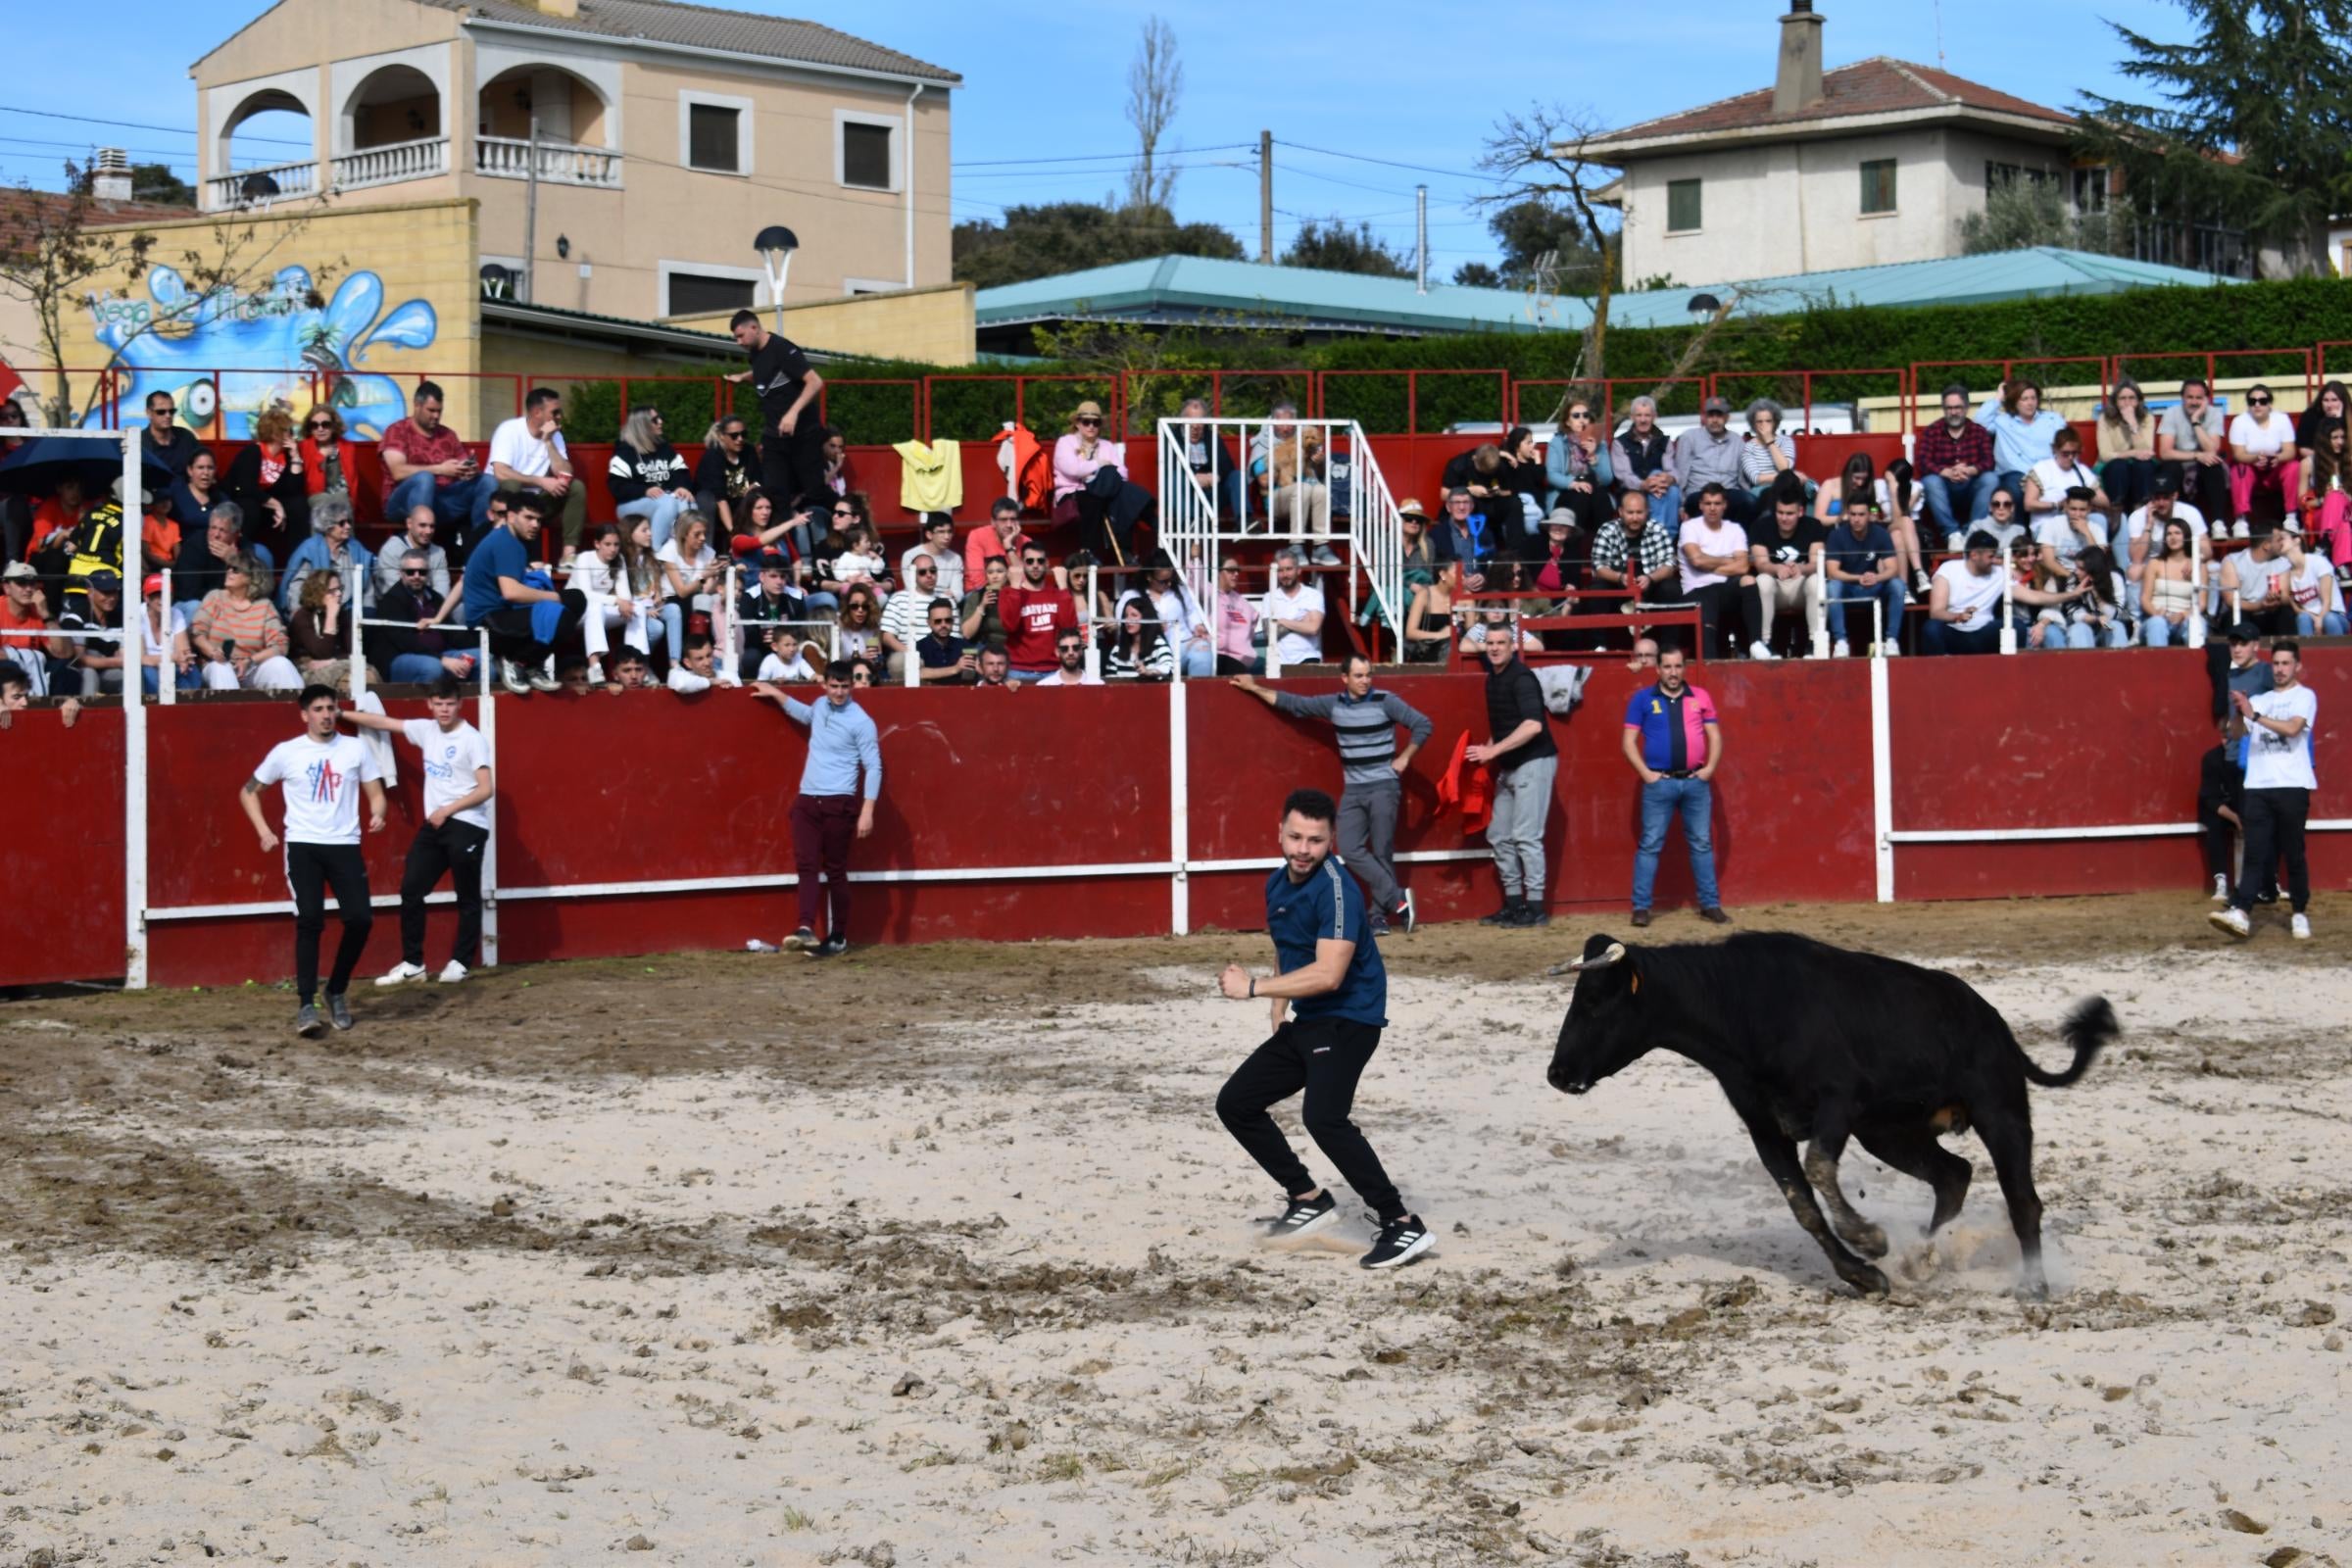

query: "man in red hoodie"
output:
997 542 1077 682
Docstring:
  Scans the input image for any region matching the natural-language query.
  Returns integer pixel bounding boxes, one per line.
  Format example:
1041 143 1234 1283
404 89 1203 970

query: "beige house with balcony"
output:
192 0 958 319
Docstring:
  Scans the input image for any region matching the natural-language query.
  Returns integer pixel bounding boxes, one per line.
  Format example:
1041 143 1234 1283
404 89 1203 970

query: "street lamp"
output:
1686 293 1723 317
754 224 799 332
478 263 516 302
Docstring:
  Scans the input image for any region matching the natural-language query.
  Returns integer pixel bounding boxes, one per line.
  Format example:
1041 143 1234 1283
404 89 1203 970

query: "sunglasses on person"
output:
915 564 937 576
307 418 334 431
1022 555 1048 567
721 427 744 439
1567 410 1592 422
2248 396 2273 407
151 404 177 416
401 566 429 577
1075 416 1101 426
1218 562 1241 573
1989 498 2015 510
1058 639 1084 652
832 506 856 517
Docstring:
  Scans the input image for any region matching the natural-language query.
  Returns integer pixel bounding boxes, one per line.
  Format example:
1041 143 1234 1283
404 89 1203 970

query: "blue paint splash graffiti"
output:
83 265 437 439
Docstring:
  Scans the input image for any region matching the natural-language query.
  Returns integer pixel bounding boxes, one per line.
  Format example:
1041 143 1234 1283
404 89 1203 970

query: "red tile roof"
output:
0 189 198 258
1592 57 2072 151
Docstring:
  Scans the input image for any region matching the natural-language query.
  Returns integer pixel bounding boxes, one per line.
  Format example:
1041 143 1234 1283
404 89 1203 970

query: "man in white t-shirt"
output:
2221 527 2298 637
1677 482 1751 659
344 674 495 986
1922 532 2007 656
238 683 387 1037
2122 475 2206 581
2212 639 2319 941
899 515 964 603
1031 628 1103 686
2035 487 2109 574
1259 548 1327 667
488 386 587 558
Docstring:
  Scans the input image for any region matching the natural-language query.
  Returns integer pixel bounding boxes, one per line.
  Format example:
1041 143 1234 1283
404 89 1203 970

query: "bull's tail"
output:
2020 997 2115 1088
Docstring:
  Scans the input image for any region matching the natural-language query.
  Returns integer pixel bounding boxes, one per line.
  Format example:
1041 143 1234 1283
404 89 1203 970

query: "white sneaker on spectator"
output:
1310 545 1342 567
2231 517 2250 539
500 660 531 696
1883 642 1900 657
2209 518 2228 541
527 662 561 692
1913 568 1933 595
1747 640 1777 662
587 658 604 683
1832 639 1849 658
436 960 468 983
2291 913 2312 941
2208 906 2252 939
2211 873 2230 903
375 960 426 987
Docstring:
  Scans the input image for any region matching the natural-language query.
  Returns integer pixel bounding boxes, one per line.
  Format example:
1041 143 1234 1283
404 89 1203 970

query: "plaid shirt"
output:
1592 519 1677 582
1914 417 1995 474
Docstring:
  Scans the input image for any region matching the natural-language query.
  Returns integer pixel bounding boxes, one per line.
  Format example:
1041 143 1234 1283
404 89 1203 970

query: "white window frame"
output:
834 108 902 193
678 89 754 176
658 259 769 318
1664 176 1702 236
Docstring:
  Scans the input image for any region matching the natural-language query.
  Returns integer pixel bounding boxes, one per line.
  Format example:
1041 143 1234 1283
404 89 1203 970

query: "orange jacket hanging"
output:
1436 730 1494 835
998 424 1052 513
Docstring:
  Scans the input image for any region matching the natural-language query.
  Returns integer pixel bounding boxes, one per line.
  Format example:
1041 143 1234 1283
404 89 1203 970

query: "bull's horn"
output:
1547 941 1627 976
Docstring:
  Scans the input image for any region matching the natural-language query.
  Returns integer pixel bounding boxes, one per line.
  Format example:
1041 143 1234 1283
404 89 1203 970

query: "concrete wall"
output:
1619 125 2073 285
669 282 975 366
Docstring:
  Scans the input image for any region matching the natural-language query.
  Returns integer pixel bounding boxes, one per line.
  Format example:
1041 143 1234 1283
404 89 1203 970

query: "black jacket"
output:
1483 655 1556 770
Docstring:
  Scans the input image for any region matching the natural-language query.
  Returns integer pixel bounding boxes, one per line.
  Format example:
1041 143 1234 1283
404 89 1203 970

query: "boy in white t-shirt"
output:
344 674 496 986
239 683 387 1037
2212 640 2320 941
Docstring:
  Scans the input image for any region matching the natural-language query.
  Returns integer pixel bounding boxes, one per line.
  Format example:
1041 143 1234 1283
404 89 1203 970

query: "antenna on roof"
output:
1526 248 1561 325
1935 0 1945 69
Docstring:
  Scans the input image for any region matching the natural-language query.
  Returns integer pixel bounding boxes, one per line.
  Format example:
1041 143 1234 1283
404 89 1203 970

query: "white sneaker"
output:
375 960 427 987
2231 517 2250 539
2212 873 2230 903
2291 913 2312 941
1832 639 1850 658
1747 640 1778 662
2208 906 2252 939
587 658 604 683
435 960 469 984
2209 518 2228 542
1883 641 1901 657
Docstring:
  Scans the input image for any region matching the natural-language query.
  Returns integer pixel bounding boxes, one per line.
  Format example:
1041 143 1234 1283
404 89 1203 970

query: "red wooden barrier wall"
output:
5 652 2342 991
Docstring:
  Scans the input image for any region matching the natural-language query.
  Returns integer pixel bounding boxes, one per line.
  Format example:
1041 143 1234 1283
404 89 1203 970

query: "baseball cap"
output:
1702 395 1731 414
142 572 164 598
2226 621 2258 644
2150 469 2180 497
2 562 36 582
86 568 122 595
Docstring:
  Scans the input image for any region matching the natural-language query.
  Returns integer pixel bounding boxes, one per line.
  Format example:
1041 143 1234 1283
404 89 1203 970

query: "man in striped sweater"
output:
1233 657 1433 936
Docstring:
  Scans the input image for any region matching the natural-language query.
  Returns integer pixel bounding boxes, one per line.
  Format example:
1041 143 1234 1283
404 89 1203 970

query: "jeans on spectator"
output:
1826 581 1905 649
1634 775 1719 913
1215 468 1246 521
392 471 497 558
790 792 860 938
141 663 203 696
1684 580 1743 658
1487 755 1556 904
70 664 124 697
1921 618 2001 655
204 655 303 690
2299 609 2350 636
1336 776 1404 913
496 482 588 554
2232 787 2310 914
1177 638 1215 678
617 493 690 552
2055 618 2128 649
2166 458 2231 524
2142 613 2196 647
1922 470 1997 537
2099 458 2155 514
387 651 472 683
1642 482 1683 526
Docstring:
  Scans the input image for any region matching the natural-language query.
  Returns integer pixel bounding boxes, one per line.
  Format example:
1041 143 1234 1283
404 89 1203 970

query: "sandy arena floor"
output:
0 895 2346 1567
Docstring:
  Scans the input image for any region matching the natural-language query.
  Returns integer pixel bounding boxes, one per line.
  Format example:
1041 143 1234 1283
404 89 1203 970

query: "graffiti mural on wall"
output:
81 265 438 439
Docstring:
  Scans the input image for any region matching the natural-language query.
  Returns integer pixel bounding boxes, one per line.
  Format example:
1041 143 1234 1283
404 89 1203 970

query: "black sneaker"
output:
326 993 354 1032
1262 1191 1339 1242
805 933 849 960
1479 900 1522 927
294 1003 324 1040
1366 916 1392 939
1360 1215 1434 1270
1510 903 1550 928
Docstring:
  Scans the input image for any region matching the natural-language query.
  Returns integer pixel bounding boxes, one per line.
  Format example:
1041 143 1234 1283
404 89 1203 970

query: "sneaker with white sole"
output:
436 959 468 983
326 993 355 1032
2231 517 2250 539
1883 641 1900 657
1360 1214 1434 1270
2209 906 2252 939
1747 640 1778 662
2209 518 2228 542
1832 639 1849 658
499 660 532 696
781 926 816 952
295 1003 324 1039
2212 873 2230 903
1262 1191 1339 1242
1392 891 1416 936
376 960 427 987
2291 913 2312 941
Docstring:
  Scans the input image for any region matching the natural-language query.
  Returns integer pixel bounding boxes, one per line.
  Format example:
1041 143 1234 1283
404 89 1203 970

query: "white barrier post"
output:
1808 544 1828 660
721 564 741 686
348 588 368 705
158 568 176 706
122 426 148 990
2187 546 2208 646
477 647 499 970
1871 592 1885 660
1998 561 2018 656
1083 562 1102 682
477 629 492 699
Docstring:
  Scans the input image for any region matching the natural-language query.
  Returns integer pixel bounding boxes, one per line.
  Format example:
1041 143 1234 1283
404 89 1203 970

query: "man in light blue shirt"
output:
755 659 881 958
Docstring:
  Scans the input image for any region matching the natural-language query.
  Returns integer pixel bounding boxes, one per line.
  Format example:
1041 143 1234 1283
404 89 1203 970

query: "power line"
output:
1277 138 1494 187
0 104 309 148
952 142 1253 169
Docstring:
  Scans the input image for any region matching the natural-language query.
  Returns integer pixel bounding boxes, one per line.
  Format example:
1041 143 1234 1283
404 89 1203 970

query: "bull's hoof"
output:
2015 1274 2051 1302
1841 1262 1891 1298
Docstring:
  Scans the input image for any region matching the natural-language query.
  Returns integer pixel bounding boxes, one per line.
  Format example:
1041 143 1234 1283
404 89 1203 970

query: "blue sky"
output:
0 1 2195 276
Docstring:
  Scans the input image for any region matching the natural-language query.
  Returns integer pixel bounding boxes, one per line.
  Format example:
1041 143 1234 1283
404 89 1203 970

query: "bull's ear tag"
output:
1630 972 1641 995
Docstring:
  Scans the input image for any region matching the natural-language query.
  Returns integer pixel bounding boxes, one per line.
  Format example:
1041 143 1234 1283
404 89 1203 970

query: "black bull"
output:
1547 931 2114 1298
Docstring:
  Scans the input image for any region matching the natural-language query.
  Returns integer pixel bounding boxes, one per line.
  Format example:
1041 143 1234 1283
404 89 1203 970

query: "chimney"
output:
91 147 134 203
1774 2 1826 115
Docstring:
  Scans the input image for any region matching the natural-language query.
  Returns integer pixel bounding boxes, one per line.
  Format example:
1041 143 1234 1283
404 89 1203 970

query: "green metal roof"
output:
974 247 2242 339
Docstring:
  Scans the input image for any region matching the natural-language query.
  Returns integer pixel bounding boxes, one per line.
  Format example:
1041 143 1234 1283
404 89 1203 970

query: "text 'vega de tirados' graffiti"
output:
83 265 437 439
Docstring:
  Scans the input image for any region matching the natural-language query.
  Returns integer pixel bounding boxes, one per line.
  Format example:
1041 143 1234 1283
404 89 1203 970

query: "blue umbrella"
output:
0 436 173 499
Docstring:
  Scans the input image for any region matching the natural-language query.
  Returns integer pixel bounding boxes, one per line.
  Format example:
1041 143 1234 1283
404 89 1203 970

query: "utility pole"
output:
521 114 541 304
1258 129 1273 264
1415 184 1428 294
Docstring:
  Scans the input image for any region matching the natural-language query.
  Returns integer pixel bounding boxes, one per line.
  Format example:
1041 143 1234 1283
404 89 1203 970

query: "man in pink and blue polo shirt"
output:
1621 645 1728 928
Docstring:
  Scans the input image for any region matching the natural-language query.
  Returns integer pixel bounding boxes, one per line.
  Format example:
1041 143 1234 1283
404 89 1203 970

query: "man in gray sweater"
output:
1233 656 1434 935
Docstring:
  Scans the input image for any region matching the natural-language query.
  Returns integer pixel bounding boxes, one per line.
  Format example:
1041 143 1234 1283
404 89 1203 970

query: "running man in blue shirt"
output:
1215 787 1433 1270
755 660 881 958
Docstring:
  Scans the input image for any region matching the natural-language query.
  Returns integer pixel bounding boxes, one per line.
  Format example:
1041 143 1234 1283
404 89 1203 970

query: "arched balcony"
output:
205 88 318 210
332 64 449 191
474 66 622 188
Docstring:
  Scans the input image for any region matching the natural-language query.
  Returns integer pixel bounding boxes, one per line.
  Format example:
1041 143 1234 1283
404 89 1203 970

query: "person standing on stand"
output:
756 660 880 958
727 309 827 506
345 675 495 986
1623 646 1730 929
1467 632 1558 927
1231 657 1432 936
238 684 386 1037
2211 639 2318 941
1214 787 1433 1271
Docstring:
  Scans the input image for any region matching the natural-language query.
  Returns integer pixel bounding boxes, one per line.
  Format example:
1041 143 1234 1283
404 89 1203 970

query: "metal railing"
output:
475 135 622 187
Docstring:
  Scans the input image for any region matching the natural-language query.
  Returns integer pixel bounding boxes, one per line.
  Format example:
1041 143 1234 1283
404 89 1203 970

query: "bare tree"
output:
1478 106 1622 405
1125 17 1184 212
0 164 334 425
